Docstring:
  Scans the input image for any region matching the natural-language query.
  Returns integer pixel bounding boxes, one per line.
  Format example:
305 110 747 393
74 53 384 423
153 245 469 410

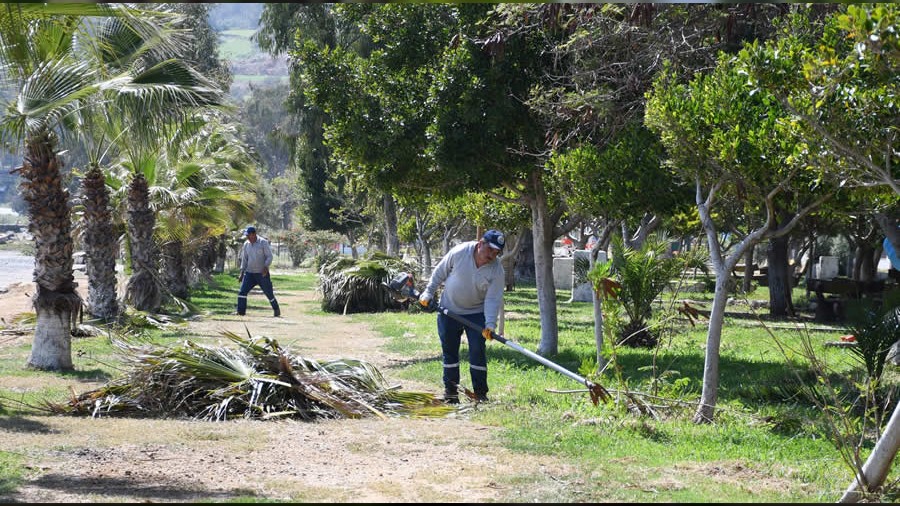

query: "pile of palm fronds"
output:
318 252 415 314
47 330 454 421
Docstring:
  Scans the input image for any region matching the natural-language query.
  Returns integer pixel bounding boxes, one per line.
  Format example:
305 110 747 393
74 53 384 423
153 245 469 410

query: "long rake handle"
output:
435 305 609 405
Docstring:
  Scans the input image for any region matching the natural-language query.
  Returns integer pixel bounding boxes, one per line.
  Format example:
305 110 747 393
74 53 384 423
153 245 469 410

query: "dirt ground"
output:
0 272 577 503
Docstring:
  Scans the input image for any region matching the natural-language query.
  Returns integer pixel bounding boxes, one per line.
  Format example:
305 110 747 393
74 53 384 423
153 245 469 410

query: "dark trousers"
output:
438 311 488 395
236 272 280 315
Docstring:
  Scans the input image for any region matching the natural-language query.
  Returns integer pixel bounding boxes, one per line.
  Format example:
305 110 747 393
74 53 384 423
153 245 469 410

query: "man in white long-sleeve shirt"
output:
418 229 505 404
235 226 280 317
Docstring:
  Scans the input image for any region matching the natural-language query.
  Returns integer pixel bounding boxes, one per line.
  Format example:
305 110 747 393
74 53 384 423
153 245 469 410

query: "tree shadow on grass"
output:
0 474 262 503
55 368 112 383
0 415 59 434
484 343 846 411
383 354 441 371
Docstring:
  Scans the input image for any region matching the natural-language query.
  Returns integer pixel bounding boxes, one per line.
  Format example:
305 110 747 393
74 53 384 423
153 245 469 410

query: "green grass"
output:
359 279 882 502
0 268 892 502
0 451 25 496
218 30 258 59
232 75 289 84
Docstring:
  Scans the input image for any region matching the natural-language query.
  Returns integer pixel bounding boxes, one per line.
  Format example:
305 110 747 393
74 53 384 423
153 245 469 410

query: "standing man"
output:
235 226 281 317
418 229 506 403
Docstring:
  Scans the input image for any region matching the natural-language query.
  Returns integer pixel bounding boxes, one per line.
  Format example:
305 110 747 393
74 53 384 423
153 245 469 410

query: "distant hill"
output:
209 3 288 101
209 3 263 31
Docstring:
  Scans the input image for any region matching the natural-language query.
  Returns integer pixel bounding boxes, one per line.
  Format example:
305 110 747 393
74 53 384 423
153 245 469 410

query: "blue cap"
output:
482 229 505 251
244 226 257 235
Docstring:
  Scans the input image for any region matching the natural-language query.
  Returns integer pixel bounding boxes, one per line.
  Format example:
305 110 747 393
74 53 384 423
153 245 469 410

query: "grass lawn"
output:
354 274 893 502
1 268 894 502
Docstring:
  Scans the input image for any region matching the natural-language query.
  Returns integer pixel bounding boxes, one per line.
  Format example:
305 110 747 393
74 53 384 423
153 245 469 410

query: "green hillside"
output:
219 29 259 60
210 4 288 101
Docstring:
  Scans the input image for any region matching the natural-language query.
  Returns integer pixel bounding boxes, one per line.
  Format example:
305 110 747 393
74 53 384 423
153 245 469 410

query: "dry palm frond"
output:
47 330 454 421
122 306 187 329
318 253 415 314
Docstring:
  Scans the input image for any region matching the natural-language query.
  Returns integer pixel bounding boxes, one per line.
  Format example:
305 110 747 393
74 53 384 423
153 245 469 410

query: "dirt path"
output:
0 271 575 503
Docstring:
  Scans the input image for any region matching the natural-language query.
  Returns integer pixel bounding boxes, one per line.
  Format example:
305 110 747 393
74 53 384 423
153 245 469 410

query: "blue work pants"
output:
438 311 488 395
236 272 280 315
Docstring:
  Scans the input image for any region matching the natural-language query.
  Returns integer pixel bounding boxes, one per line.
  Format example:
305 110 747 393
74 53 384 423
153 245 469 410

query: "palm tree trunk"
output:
162 239 189 299
196 235 219 280
81 166 119 320
124 174 162 312
21 130 80 370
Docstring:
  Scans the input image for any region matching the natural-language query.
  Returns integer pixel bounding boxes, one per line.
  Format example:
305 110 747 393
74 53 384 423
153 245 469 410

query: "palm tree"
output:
69 8 227 314
0 4 154 369
80 163 120 320
68 9 220 320
118 68 226 312
153 115 257 300
606 233 688 348
0 4 223 369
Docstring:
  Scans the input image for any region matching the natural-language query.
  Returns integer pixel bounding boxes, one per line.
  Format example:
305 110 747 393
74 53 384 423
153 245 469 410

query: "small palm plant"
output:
604 233 686 347
845 290 900 387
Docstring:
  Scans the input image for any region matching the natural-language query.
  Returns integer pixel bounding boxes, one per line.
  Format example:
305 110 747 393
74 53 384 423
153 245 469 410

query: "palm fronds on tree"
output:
607 233 687 348
844 290 900 384
47 330 454 420
318 252 415 314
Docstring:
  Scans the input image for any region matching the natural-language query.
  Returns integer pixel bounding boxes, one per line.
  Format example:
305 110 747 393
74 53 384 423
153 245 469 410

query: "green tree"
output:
171 3 233 93
646 54 834 423
604 233 687 348
255 4 360 238
739 4 899 258
69 8 228 319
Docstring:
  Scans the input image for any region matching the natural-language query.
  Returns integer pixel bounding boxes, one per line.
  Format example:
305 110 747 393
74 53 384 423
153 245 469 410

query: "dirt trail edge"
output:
0 273 575 503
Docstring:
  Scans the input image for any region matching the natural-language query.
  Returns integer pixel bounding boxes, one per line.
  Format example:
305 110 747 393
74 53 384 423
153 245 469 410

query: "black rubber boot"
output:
272 300 281 317
443 387 459 405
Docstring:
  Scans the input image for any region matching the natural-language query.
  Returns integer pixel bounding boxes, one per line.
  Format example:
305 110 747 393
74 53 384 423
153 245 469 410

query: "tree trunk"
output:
281 199 296 231
21 130 80 370
742 247 754 293
515 231 536 284
692 178 760 423
531 171 559 357
29 309 74 370
124 174 162 312
162 239 189 300
347 228 359 260
81 166 119 320
767 234 794 317
839 401 900 502
854 243 878 282
196 236 219 280
215 236 227 274
694 272 732 423
502 227 527 291
414 210 433 276
590 239 606 367
383 193 400 257
628 213 661 251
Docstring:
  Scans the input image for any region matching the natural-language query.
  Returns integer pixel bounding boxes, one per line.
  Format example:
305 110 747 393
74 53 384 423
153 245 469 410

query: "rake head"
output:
589 382 612 406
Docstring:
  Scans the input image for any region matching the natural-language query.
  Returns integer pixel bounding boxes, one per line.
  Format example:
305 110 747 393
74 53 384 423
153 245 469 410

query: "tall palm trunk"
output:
81 166 119 320
124 174 162 312
21 130 81 370
162 239 189 299
196 235 218 280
